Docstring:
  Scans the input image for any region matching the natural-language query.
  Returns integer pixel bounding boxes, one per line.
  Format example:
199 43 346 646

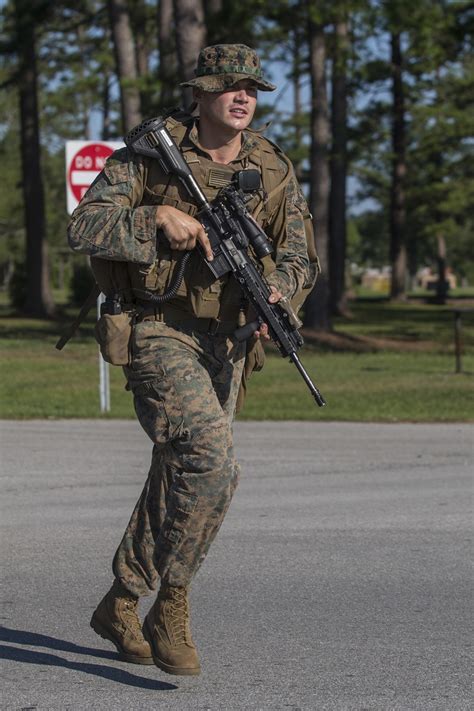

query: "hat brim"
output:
180 72 276 93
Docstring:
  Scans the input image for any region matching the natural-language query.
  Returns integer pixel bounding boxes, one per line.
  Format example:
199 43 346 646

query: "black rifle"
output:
125 118 326 407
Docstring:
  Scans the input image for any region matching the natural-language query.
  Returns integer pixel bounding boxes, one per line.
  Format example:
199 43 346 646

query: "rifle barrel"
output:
290 353 326 407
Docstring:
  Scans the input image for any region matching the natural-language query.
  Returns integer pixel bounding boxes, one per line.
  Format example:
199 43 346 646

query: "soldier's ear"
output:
193 88 203 101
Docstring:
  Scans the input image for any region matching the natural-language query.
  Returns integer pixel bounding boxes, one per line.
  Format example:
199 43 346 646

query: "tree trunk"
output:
292 29 304 182
173 0 207 108
204 0 222 14
303 17 331 330
102 71 111 140
204 0 223 46
15 1 54 318
76 24 90 139
135 41 149 79
329 16 349 316
130 0 151 113
158 0 180 109
435 233 448 304
107 0 141 132
389 31 407 300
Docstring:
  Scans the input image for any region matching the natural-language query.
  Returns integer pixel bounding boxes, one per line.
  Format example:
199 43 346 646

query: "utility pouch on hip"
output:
94 311 133 366
235 338 266 414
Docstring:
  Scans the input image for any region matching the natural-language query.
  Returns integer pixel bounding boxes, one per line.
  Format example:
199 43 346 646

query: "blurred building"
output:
417 267 457 291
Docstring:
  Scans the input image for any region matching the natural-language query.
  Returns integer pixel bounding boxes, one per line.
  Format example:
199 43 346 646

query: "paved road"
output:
0 420 472 710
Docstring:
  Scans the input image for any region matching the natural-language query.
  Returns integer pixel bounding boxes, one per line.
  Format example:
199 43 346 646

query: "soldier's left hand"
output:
254 287 282 340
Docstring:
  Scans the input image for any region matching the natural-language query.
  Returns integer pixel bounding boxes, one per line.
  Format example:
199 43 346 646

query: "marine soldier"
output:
68 44 318 676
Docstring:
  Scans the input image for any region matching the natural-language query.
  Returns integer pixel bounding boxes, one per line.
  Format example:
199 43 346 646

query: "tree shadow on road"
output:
0 627 177 691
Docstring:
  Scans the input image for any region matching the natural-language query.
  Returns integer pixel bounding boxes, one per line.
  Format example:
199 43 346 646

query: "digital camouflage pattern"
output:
68 118 315 311
113 322 245 593
266 174 318 299
68 151 158 266
180 44 276 93
67 105 316 595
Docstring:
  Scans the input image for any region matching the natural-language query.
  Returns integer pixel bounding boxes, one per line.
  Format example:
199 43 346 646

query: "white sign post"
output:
65 140 124 414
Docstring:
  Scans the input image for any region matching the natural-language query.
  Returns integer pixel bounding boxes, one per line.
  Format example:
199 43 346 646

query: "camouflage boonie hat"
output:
181 44 276 93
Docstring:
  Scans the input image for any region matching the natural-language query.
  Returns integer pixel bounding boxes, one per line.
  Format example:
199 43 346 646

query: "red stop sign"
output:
67 143 115 202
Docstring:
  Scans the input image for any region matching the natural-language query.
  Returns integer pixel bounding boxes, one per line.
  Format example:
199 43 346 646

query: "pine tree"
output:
107 0 141 131
173 0 207 107
303 2 331 330
329 7 349 315
7 0 55 317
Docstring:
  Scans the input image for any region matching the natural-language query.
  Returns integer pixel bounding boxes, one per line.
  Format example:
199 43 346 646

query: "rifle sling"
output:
55 283 101 351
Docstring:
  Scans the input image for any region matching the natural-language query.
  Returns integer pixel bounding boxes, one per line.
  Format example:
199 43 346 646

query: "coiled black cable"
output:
133 251 192 304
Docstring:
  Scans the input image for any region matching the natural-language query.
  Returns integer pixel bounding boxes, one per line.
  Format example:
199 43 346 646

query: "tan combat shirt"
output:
68 116 317 320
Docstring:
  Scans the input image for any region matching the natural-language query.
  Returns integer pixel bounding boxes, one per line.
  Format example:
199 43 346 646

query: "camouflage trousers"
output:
112 320 245 595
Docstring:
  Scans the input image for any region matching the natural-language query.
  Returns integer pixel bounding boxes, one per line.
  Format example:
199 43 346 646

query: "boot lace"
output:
121 597 142 639
168 588 190 645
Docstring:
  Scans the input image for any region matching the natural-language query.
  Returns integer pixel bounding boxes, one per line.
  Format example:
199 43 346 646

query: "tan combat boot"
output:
90 579 153 665
143 584 201 676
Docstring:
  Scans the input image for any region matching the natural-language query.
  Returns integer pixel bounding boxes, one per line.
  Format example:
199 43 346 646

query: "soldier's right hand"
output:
156 205 213 261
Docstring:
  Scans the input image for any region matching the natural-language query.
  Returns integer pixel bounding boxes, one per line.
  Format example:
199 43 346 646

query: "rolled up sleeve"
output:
265 175 312 299
67 148 158 265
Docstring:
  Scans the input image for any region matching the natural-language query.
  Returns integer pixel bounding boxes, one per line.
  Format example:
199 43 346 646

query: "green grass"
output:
353 286 474 300
0 313 133 418
333 300 474 346
242 350 474 421
0 300 473 421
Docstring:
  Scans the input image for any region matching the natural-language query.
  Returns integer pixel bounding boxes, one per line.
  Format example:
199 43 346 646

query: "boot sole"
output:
143 617 201 676
90 614 154 666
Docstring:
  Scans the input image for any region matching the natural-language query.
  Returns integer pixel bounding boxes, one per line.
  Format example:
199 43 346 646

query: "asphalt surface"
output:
0 420 472 711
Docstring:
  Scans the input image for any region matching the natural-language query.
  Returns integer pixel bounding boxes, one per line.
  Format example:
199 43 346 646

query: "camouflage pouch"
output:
235 337 265 414
94 311 133 366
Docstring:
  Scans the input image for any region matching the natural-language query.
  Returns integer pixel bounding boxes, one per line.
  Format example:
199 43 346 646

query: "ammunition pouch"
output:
235 337 265 414
94 311 133 366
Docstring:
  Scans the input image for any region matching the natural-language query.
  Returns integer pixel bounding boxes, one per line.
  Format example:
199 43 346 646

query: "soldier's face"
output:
196 80 258 133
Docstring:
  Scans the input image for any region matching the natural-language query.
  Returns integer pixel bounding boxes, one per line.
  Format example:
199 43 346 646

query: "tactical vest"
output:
91 112 315 321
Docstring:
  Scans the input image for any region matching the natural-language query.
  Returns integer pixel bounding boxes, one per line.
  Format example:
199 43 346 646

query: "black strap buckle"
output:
208 318 221 335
